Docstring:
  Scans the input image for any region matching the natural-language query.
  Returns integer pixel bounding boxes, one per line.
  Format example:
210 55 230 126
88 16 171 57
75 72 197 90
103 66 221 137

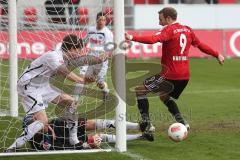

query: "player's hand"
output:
125 32 133 41
84 76 96 84
87 134 102 148
217 54 224 65
93 134 102 147
99 52 109 61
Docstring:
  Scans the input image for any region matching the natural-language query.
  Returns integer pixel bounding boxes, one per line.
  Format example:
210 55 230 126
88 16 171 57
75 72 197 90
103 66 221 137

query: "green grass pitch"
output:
0 58 240 160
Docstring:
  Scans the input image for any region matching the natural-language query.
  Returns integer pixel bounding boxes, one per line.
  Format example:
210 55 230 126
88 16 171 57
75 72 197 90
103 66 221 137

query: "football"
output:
168 123 188 142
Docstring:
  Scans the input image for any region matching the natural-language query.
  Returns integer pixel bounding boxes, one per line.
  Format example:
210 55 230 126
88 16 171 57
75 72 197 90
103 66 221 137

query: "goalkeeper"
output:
27 116 150 150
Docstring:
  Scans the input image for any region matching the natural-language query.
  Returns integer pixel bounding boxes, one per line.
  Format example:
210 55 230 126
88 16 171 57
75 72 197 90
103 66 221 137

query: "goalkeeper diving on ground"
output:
23 115 154 151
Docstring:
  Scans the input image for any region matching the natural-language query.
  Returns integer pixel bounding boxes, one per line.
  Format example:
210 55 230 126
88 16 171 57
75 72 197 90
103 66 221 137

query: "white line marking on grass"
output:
121 151 151 160
184 89 240 94
0 109 8 116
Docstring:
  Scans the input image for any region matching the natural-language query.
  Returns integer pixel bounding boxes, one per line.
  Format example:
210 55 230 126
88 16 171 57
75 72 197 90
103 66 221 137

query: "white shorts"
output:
80 60 108 84
17 83 62 115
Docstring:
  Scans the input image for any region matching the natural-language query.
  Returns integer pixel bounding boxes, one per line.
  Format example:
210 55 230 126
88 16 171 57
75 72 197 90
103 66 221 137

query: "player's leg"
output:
6 111 47 151
95 61 109 101
136 74 163 133
5 86 49 152
99 133 142 143
135 85 150 123
51 93 80 145
134 84 155 141
85 119 140 130
159 79 190 130
74 65 93 101
136 74 175 138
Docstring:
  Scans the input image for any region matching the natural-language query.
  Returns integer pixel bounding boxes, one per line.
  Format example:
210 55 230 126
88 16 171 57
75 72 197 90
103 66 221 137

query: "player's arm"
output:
68 55 109 68
55 65 94 84
191 31 224 65
125 29 171 44
48 125 56 140
105 30 114 56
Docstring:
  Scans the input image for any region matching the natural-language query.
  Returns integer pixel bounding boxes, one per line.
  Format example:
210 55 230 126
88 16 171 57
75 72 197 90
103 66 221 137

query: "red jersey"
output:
132 23 219 80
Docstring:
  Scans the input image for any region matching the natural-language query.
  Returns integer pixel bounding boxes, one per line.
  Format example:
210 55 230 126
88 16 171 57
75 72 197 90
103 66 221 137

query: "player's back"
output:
161 23 196 80
18 50 64 86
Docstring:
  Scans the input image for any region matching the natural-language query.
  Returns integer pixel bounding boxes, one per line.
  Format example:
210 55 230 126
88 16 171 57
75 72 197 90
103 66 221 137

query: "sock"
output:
137 96 150 122
103 87 109 93
68 120 80 145
66 105 79 145
8 121 44 149
100 82 109 101
164 98 186 124
100 134 142 143
126 121 139 130
95 119 139 130
96 119 115 130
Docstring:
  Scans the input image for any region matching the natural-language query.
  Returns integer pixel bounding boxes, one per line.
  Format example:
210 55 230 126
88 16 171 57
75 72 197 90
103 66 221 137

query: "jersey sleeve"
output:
132 27 173 44
47 52 65 71
190 29 219 58
190 30 201 47
105 30 114 51
106 30 113 43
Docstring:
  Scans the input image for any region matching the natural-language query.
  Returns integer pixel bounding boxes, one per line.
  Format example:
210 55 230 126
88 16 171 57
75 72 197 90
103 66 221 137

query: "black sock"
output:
164 99 186 124
137 98 150 122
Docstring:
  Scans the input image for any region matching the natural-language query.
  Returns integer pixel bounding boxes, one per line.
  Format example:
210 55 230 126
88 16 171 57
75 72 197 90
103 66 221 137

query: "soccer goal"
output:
0 0 127 156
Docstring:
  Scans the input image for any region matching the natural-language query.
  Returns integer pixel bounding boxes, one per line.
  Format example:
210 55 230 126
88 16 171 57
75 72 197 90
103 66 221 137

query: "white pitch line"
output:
0 109 9 117
0 149 112 157
122 151 151 160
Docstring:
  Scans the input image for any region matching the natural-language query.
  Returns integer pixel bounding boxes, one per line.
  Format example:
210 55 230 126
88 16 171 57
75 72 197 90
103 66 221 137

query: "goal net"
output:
0 0 127 156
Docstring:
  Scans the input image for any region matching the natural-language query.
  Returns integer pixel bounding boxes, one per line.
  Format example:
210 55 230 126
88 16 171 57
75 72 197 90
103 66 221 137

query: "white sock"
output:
8 121 44 149
96 119 115 130
68 120 80 145
96 119 139 130
102 87 109 93
126 121 139 130
126 134 142 141
100 134 142 143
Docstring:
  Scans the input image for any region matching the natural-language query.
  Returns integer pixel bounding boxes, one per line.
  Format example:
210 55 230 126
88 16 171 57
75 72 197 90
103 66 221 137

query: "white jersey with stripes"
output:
18 49 64 87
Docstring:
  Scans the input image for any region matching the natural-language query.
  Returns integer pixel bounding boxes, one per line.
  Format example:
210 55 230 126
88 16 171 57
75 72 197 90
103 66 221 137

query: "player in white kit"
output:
5 34 107 152
75 12 113 101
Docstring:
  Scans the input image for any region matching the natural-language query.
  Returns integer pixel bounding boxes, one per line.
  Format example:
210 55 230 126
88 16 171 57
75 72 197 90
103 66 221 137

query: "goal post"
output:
113 0 127 152
1 0 127 156
9 0 18 117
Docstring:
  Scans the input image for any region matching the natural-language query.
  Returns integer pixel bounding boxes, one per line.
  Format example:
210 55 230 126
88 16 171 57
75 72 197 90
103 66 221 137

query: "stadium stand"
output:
134 0 161 4
24 7 37 26
77 7 89 25
0 1 8 27
218 0 236 3
2 0 238 30
104 7 113 25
